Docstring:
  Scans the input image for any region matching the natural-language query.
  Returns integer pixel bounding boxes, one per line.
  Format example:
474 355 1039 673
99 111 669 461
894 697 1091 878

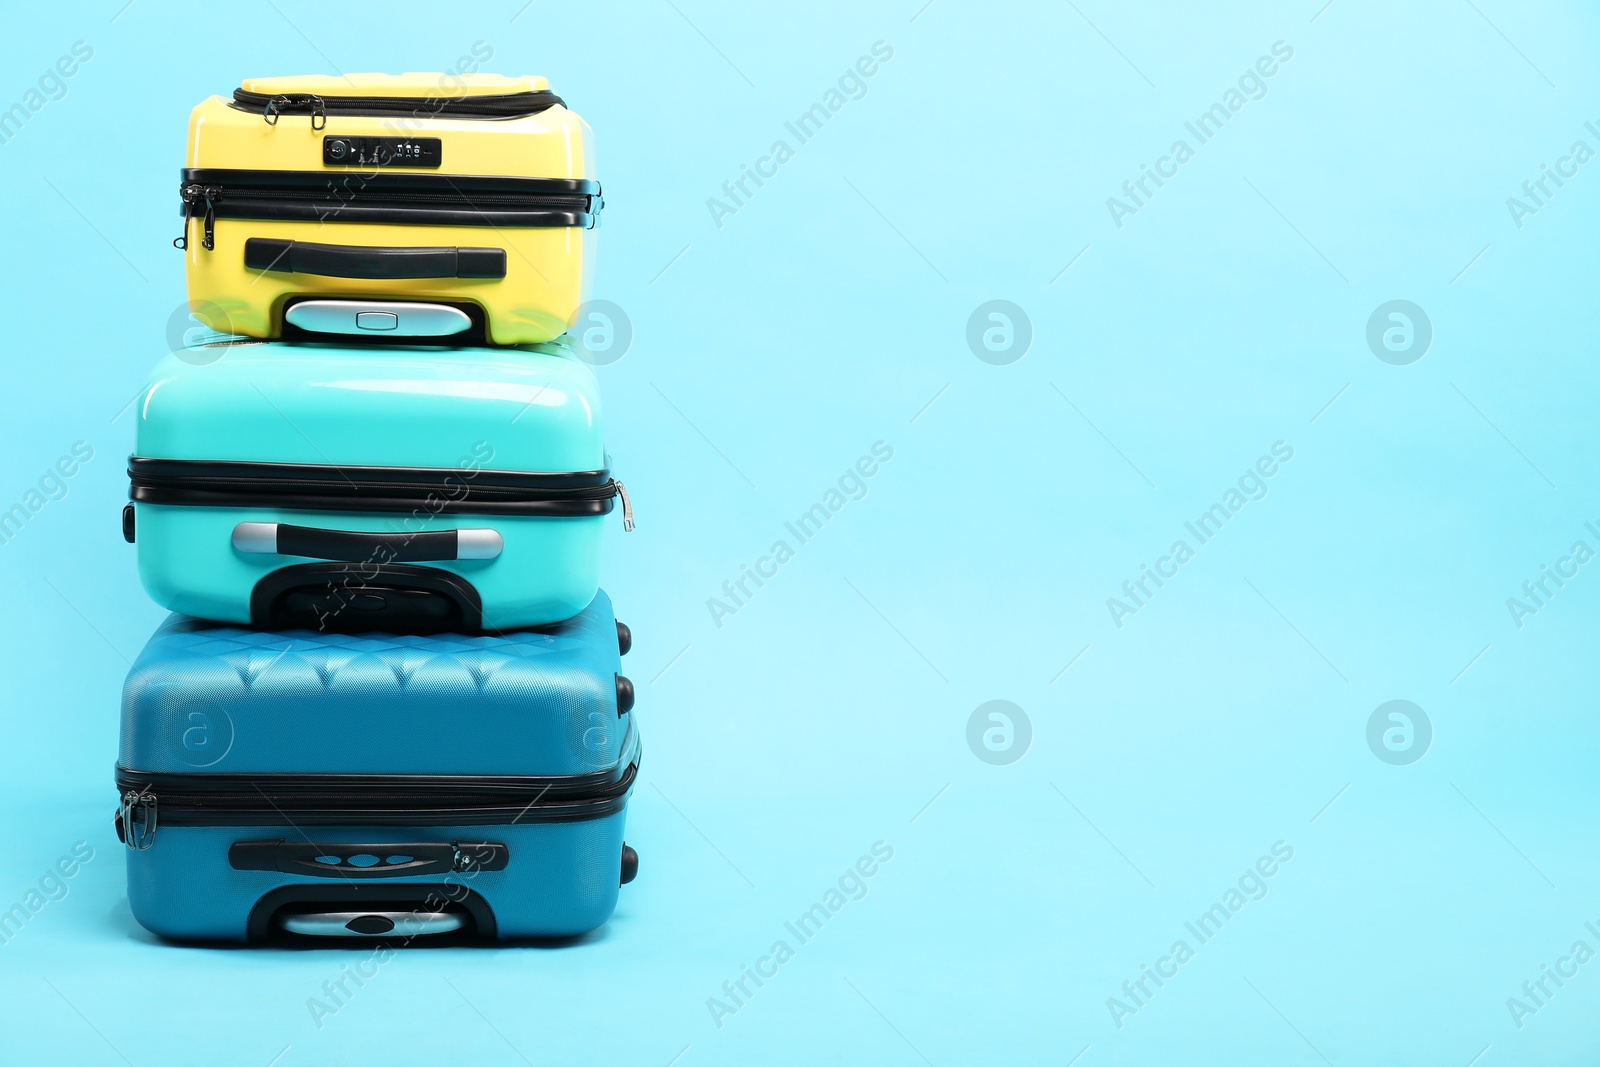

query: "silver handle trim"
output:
284 299 473 338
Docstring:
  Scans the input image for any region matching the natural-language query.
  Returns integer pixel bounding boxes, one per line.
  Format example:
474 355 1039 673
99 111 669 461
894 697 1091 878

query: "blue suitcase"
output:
114 592 640 942
124 335 631 633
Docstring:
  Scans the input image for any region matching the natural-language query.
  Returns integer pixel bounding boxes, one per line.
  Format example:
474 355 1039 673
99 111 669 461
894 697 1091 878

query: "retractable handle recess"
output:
232 522 502 563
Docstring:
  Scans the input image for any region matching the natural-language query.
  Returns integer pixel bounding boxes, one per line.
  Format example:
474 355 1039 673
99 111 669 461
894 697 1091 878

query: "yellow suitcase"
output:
178 74 601 346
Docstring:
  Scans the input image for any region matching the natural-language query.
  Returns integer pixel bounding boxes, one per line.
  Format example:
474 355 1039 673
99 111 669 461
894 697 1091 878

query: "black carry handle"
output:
244 238 507 279
232 522 501 563
230 840 509 878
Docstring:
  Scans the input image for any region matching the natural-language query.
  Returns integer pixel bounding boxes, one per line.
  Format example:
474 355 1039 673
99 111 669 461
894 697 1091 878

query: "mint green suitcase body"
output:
126 337 629 632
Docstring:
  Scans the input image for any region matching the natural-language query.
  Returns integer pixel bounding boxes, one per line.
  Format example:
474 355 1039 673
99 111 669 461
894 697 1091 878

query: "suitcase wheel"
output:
621 844 638 886
616 620 632 656
615 674 634 715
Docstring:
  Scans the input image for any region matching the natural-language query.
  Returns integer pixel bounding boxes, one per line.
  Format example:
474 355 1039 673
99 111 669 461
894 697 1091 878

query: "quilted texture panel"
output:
119 591 631 777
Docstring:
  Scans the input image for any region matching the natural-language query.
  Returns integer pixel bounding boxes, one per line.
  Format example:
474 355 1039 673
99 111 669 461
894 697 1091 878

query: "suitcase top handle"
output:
245 239 506 281
232 522 503 563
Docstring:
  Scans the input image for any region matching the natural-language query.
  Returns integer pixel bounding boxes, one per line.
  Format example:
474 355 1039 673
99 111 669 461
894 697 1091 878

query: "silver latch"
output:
118 790 158 851
614 480 634 532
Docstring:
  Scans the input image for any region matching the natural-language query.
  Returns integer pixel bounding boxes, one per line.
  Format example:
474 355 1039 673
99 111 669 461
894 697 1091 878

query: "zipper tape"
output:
175 171 602 248
127 458 632 525
116 759 639 851
232 89 565 124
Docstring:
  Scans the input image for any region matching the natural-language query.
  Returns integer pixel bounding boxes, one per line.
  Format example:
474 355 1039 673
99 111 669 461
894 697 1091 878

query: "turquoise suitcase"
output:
124 336 630 632
116 593 640 942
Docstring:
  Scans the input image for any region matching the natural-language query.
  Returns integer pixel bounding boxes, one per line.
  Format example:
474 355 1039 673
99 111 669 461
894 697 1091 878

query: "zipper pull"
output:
263 95 290 125
118 790 158 851
201 186 218 251
175 183 220 251
614 480 634 532
263 94 326 128
174 183 199 250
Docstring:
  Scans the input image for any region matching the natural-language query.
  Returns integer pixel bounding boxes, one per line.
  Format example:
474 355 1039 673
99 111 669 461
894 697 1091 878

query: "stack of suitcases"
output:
114 74 640 942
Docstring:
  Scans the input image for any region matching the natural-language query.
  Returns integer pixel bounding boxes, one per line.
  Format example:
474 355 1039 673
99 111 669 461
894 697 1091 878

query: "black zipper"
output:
128 458 633 527
177 182 222 250
175 170 602 249
233 89 565 126
116 759 639 849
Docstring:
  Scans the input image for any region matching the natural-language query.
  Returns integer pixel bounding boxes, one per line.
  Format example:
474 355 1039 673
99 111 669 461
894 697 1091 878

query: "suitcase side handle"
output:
233 522 502 563
230 840 509 878
244 238 508 280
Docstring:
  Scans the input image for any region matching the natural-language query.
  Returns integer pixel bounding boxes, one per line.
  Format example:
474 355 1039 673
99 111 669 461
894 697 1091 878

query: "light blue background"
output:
1 0 1597 1063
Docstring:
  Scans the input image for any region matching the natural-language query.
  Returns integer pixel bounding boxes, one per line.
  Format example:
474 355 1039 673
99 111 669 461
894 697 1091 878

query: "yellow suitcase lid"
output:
240 73 550 97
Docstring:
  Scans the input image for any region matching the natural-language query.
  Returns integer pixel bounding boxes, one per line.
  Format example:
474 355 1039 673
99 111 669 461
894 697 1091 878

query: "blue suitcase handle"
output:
229 840 509 878
233 522 501 563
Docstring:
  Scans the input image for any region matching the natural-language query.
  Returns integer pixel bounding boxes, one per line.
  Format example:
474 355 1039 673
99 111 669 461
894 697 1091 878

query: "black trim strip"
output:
204 200 592 229
118 729 636 795
180 169 601 230
128 457 618 517
233 88 565 121
115 759 639 829
184 169 598 196
130 457 611 491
